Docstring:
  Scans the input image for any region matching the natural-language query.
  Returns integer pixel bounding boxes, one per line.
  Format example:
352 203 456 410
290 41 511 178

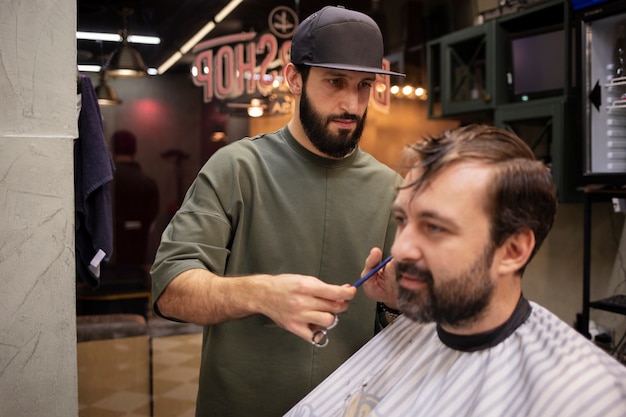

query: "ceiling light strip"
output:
181 22 216 54
215 0 243 23
193 32 256 54
77 64 102 72
157 0 243 75
128 35 161 45
158 52 184 75
77 64 157 75
77 32 121 42
76 31 160 45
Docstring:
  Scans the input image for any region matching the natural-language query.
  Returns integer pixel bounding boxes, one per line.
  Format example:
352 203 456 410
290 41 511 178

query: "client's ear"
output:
495 228 535 275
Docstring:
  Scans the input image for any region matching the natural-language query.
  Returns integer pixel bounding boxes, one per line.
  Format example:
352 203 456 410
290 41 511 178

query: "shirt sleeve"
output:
150 145 244 312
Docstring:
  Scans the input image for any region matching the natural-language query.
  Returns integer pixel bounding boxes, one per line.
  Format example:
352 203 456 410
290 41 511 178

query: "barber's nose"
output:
339 89 359 114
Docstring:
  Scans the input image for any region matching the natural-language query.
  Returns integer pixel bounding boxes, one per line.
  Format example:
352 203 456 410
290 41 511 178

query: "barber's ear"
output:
285 63 303 95
496 228 535 275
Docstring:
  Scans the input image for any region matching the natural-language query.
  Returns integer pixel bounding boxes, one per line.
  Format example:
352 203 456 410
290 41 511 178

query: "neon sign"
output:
192 32 291 102
190 7 390 113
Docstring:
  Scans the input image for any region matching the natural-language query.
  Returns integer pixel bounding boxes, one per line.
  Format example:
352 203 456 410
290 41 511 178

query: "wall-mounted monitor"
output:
506 27 565 102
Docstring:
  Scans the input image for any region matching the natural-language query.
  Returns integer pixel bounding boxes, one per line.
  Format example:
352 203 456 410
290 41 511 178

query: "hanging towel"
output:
75 75 115 288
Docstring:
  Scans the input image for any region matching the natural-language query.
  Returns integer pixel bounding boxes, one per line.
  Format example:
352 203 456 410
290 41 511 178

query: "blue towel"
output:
75 75 115 288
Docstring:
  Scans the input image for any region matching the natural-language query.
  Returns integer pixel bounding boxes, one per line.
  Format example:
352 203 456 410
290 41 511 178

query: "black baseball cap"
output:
291 6 405 77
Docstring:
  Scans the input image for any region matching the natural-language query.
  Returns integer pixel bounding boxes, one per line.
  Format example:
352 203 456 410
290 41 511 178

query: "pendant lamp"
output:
104 8 148 78
96 73 122 106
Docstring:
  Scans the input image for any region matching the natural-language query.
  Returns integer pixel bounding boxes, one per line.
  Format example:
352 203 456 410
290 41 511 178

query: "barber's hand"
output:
361 247 398 309
259 275 357 343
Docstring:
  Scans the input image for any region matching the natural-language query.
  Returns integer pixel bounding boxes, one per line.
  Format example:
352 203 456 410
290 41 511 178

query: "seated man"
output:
285 124 626 417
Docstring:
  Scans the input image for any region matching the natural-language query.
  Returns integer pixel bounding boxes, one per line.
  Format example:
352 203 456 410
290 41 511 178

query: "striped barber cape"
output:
285 301 626 417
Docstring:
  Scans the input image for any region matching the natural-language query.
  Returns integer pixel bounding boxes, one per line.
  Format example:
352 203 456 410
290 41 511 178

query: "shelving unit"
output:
426 0 581 202
606 77 626 110
494 97 580 203
577 187 626 339
427 0 571 115
579 0 626 187
427 21 496 117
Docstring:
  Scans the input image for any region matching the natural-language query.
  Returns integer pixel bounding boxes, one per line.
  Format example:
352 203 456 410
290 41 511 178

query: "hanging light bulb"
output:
247 98 264 118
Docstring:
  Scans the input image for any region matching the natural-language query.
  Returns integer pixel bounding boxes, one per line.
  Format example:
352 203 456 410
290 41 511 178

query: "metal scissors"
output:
311 255 393 348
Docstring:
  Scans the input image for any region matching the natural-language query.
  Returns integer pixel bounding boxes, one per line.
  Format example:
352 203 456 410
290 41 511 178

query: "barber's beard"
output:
299 87 366 158
396 243 495 327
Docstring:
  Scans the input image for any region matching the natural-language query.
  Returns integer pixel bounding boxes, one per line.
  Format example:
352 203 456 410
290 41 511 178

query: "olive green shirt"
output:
151 127 400 417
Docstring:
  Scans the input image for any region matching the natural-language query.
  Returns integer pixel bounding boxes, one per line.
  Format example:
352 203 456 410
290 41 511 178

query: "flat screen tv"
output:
506 27 565 102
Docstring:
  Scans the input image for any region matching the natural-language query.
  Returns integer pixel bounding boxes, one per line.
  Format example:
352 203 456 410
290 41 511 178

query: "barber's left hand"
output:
361 247 398 309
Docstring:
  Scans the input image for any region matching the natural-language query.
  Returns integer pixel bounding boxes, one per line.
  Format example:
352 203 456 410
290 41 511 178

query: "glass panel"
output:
448 36 487 103
502 117 553 171
585 13 626 175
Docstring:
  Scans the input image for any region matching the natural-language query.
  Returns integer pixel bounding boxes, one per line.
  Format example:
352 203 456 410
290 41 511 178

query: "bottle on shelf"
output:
615 24 625 79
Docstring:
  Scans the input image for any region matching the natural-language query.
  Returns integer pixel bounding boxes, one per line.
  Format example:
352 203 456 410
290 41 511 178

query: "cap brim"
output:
303 62 405 77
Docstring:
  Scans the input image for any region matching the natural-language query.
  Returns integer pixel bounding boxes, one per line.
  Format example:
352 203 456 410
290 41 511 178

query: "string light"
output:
390 84 428 101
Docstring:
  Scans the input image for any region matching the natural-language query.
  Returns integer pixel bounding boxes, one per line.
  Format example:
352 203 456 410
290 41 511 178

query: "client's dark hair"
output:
400 124 557 274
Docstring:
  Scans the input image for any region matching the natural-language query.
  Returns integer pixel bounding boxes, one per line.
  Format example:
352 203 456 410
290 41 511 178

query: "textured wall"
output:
0 0 78 415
